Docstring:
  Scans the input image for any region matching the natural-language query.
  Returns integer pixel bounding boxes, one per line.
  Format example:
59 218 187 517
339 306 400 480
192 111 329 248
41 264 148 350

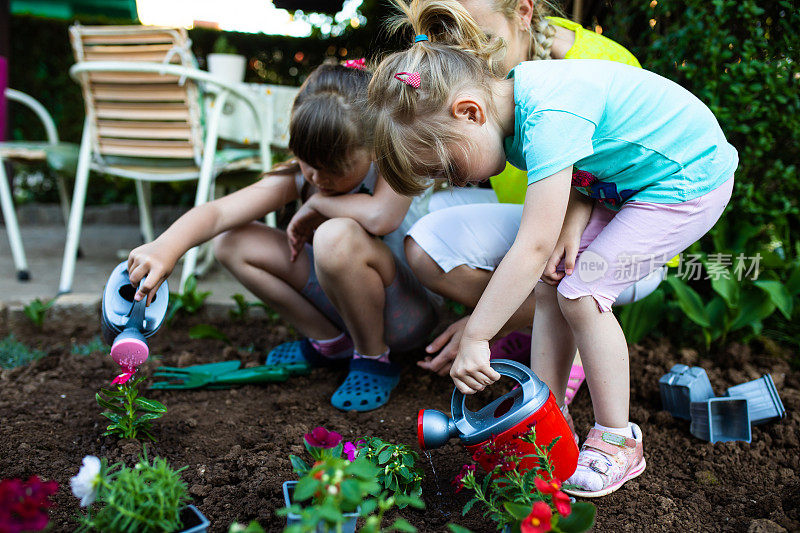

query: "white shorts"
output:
406 202 671 308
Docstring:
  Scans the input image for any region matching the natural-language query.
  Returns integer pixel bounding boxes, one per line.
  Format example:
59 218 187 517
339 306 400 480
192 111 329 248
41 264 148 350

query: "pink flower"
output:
110 367 136 385
521 501 552 533
343 442 358 461
0 476 58 533
303 427 342 449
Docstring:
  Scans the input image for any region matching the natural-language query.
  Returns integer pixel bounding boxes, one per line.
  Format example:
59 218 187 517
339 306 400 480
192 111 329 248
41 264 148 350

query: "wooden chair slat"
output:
86 72 181 84
92 85 189 102
95 103 191 120
84 50 183 62
97 120 193 140
99 139 196 158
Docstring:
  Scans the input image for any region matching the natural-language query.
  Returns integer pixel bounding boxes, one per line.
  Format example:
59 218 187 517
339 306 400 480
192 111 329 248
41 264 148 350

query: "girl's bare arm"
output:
128 173 299 301
304 175 413 236
451 166 574 393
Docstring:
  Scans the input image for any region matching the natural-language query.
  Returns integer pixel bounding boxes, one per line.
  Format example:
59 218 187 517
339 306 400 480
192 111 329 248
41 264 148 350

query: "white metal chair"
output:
0 88 77 280
59 25 271 294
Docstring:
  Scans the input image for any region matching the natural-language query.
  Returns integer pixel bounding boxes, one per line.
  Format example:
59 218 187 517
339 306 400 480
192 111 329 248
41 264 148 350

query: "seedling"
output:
0 334 46 369
96 375 167 441
23 298 54 328
188 324 231 344
356 436 424 505
71 336 110 356
166 276 210 325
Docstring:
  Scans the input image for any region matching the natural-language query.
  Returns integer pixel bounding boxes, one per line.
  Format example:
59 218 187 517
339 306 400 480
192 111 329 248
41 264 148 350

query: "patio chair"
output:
0 88 78 281
59 25 271 295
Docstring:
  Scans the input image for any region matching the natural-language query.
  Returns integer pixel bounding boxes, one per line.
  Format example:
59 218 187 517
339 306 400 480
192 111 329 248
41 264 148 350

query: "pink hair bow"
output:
343 58 366 70
394 71 421 88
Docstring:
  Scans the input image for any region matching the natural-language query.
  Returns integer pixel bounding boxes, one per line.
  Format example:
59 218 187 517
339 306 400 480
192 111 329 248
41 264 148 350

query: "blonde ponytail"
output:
368 0 506 196
387 0 508 77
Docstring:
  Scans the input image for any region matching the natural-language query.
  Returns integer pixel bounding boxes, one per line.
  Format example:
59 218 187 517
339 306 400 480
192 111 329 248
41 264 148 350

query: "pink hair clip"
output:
343 58 366 70
394 71 421 88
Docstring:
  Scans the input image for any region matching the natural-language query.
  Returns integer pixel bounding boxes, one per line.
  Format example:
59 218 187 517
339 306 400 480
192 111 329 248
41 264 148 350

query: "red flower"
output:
0 476 58 533
303 427 342 449
552 490 572 517
451 464 476 493
534 477 561 495
521 501 552 533
500 460 516 472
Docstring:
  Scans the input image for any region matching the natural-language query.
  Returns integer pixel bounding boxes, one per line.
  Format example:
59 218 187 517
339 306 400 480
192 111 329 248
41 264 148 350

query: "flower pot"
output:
282 481 359 533
207 53 246 84
725 374 786 425
179 504 210 533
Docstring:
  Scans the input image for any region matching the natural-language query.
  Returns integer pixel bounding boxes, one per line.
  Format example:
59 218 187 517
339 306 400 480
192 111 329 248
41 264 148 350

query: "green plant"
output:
71 336 110 356
166 276 210 325
618 216 800 349
96 375 167 441
229 293 252 320
0 334 46 369
358 492 423 533
22 298 54 328
282 428 424 532
212 34 238 54
228 294 280 321
278 456 381 532
454 427 595 532
188 324 231 344
355 437 424 505
71 453 190 533
598 0 800 244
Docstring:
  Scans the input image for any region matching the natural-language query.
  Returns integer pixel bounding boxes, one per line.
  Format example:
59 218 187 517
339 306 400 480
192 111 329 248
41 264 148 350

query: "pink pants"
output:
557 177 735 312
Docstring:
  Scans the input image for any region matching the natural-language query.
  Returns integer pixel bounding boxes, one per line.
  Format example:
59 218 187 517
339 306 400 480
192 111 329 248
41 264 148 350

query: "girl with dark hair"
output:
126 62 438 412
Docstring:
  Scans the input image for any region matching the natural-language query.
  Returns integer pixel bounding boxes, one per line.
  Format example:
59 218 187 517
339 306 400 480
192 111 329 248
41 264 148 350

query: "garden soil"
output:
1 312 798 533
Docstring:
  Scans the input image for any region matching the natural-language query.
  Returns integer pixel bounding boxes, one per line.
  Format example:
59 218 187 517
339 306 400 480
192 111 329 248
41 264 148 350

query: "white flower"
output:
70 455 102 507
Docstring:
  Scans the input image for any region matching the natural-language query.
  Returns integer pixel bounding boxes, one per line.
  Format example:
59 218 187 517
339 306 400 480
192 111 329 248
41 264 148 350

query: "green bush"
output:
597 0 799 241
600 0 800 351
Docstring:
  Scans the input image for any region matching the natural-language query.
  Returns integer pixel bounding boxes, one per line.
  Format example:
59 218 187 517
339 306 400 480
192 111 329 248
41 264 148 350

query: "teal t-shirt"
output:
503 60 738 209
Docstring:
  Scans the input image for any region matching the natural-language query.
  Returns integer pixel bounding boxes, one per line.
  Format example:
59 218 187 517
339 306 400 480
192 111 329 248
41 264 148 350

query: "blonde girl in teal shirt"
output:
369 0 736 497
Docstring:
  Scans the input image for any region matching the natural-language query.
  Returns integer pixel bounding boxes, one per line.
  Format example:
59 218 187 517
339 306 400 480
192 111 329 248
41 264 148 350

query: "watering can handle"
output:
451 359 542 433
125 298 147 332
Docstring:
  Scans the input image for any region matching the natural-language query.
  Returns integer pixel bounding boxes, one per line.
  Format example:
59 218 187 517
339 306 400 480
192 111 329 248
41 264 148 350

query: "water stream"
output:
423 450 451 518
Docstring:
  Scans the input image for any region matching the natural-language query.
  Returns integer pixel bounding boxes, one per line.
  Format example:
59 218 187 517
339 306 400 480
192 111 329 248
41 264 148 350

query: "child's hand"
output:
418 315 469 376
127 242 177 304
287 202 327 261
542 229 581 286
450 336 500 394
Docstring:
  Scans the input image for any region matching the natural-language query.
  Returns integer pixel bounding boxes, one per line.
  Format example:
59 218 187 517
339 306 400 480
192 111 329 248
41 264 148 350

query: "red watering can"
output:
417 359 578 481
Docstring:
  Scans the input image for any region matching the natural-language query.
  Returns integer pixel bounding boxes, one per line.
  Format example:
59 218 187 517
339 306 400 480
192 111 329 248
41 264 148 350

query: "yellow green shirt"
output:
490 16 641 204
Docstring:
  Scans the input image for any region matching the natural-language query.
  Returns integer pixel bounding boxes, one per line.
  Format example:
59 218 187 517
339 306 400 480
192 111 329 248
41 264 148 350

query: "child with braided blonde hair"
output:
370 0 736 496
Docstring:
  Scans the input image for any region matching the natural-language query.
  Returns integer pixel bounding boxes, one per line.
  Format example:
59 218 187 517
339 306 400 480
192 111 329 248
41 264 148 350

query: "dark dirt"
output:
1 311 798 532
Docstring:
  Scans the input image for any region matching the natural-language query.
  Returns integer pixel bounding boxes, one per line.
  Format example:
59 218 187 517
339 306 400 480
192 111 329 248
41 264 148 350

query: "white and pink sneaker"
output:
563 423 646 498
